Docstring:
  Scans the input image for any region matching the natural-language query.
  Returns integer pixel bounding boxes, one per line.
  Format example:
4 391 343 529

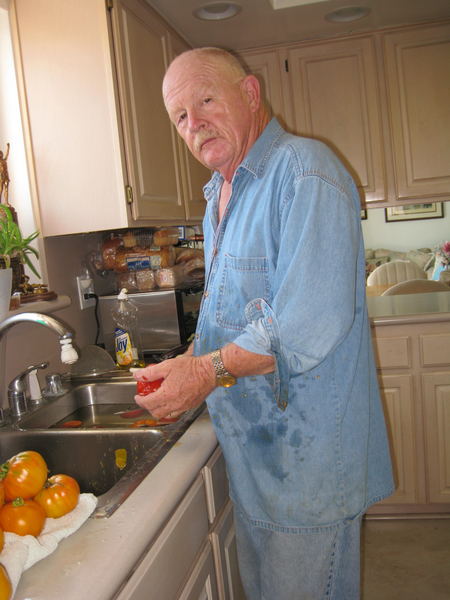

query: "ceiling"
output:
145 0 450 52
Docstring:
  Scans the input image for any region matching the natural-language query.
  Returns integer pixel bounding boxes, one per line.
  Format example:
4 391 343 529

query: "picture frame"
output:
361 209 367 220
385 203 444 223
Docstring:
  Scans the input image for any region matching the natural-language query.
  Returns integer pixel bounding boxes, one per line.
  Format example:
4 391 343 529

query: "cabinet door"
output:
287 37 386 205
422 372 450 504
110 0 186 220
234 49 291 133
210 500 246 600
383 23 450 201
167 34 210 221
377 373 417 505
176 541 219 600
115 475 209 600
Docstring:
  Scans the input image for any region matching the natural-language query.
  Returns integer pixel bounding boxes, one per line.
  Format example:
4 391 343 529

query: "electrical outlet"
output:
77 276 95 310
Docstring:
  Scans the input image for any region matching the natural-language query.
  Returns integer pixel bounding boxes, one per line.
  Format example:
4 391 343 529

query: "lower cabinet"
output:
115 445 246 600
369 318 450 515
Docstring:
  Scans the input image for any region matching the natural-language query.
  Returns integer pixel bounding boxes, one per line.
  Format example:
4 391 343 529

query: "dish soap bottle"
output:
111 288 145 370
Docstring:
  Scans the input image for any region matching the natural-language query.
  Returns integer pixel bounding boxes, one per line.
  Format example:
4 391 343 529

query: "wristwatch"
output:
211 349 237 388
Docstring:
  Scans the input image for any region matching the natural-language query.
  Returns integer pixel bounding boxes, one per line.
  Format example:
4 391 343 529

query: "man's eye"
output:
204 98 211 104
178 113 187 124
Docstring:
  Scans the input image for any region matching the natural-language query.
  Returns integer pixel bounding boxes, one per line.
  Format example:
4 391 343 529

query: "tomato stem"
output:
0 463 9 480
12 497 25 507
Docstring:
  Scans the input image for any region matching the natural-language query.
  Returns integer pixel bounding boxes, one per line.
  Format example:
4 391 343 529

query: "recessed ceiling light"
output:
193 2 243 21
325 6 371 23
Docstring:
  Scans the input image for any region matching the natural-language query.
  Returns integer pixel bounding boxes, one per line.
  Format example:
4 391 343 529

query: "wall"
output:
362 203 449 252
0 3 40 281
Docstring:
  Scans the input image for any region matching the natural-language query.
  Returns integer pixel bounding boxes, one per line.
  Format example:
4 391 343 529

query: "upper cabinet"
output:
382 23 450 202
236 20 450 209
287 37 386 205
10 0 209 237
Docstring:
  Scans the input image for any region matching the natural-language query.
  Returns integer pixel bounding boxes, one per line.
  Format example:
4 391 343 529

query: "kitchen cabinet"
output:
382 23 450 203
115 445 245 600
368 316 450 515
10 0 208 237
235 19 450 209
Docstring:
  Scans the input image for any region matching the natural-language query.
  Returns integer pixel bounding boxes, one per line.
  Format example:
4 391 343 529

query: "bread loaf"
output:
115 272 138 292
183 258 205 280
114 245 175 273
102 235 124 270
155 264 186 288
135 269 156 290
154 227 179 247
175 248 204 264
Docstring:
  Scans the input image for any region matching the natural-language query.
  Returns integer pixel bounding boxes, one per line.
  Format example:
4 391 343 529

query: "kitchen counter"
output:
14 409 218 600
368 290 450 325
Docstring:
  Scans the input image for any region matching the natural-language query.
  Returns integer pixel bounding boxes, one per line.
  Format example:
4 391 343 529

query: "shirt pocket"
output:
216 254 270 331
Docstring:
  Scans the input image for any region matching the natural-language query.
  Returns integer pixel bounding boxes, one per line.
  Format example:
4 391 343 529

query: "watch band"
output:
211 349 237 388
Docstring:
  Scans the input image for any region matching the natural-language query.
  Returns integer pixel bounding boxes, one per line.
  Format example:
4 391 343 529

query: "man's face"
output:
163 58 255 179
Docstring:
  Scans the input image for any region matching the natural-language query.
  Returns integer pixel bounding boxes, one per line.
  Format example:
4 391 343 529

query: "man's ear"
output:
242 75 261 112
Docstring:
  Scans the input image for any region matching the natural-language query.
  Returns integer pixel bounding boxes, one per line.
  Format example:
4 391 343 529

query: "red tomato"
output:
137 378 163 396
0 565 11 600
136 363 163 396
34 474 80 518
130 419 158 428
0 526 3 553
0 498 46 537
1 451 48 502
0 482 5 510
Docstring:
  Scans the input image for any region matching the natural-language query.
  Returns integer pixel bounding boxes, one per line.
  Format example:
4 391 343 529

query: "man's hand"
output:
133 353 216 419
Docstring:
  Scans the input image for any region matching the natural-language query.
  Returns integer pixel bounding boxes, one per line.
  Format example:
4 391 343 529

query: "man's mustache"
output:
193 130 217 152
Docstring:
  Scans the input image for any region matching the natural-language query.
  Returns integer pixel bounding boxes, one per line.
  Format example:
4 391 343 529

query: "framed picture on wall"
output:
385 203 444 223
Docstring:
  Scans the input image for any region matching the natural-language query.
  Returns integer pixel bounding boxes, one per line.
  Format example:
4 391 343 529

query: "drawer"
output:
203 445 229 525
420 333 450 367
115 475 209 600
372 336 411 369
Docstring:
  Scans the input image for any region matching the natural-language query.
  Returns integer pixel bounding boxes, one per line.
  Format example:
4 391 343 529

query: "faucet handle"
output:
8 362 49 418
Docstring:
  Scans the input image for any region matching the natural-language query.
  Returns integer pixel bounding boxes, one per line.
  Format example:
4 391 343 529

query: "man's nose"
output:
187 110 205 131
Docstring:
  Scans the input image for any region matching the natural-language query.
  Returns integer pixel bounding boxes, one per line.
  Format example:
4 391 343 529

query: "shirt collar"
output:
204 118 283 201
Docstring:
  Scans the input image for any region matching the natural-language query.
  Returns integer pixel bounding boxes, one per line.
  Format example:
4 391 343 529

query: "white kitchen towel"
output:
0 493 98 598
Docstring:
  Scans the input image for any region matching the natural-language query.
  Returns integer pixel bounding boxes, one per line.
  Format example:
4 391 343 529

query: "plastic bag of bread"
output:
155 264 186 288
153 227 179 247
102 234 124 270
175 248 204 264
183 258 205 281
135 269 156 291
115 245 175 273
116 272 138 292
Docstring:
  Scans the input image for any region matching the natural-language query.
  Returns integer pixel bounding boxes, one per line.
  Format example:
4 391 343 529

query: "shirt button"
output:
214 249 218 256
205 291 209 298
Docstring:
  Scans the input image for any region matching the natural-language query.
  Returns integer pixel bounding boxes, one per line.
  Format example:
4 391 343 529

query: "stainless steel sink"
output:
8 378 205 518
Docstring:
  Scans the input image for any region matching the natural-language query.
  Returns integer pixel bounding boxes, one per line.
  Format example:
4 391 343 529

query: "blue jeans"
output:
233 506 362 600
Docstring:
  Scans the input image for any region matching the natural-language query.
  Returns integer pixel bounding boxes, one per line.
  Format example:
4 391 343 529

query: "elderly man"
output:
134 48 394 600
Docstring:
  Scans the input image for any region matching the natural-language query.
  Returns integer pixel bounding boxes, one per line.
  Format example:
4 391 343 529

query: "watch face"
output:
218 375 237 388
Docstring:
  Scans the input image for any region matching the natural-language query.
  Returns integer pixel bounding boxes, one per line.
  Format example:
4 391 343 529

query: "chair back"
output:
382 279 450 295
367 260 427 286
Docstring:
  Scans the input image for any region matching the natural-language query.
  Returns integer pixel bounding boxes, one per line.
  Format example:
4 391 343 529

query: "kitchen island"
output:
367 290 450 515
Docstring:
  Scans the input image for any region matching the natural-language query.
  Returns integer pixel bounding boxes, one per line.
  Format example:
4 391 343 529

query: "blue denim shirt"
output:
194 119 394 531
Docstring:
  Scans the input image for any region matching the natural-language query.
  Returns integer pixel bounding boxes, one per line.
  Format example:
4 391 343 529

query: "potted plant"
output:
0 205 40 295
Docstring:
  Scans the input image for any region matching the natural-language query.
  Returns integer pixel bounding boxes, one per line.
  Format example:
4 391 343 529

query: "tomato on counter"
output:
0 451 48 502
34 474 80 518
0 565 12 600
0 498 46 537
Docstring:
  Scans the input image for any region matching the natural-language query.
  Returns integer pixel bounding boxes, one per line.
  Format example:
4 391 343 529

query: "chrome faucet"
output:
0 312 78 364
0 313 79 421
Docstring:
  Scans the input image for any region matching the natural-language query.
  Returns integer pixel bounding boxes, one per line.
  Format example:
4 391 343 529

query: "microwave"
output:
98 283 203 357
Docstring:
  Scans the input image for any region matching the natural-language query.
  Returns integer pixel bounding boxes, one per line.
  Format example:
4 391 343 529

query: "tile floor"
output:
361 516 450 599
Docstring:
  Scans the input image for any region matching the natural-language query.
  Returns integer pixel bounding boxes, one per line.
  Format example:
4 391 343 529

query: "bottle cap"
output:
118 288 128 300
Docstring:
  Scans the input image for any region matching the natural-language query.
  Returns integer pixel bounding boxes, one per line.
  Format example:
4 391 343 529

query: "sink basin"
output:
9 379 205 518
